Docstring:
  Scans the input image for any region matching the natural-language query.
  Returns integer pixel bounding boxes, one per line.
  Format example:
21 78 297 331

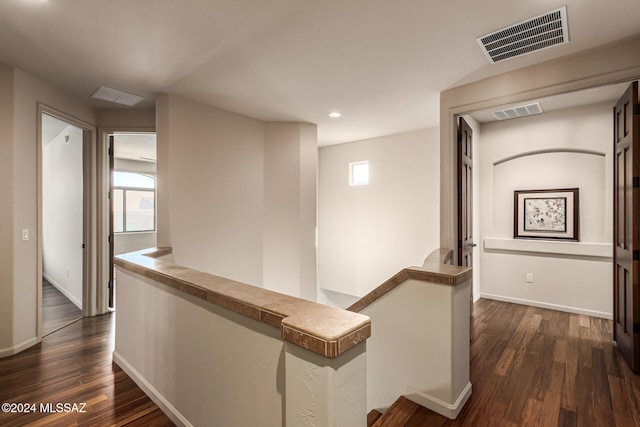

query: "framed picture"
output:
514 188 579 241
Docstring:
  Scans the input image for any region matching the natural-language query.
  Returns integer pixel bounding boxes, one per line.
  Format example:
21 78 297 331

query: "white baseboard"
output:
480 293 612 319
43 273 82 310
405 382 472 419
0 336 40 358
112 351 192 427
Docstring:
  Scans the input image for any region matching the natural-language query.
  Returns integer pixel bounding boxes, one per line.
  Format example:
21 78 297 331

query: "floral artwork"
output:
514 189 578 241
524 197 566 232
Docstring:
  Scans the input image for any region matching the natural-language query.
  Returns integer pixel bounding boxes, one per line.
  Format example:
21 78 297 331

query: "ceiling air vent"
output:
477 7 569 63
91 86 146 107
491 102 543 121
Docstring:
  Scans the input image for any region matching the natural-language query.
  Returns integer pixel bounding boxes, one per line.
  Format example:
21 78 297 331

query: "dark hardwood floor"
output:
373 298 640 426
3 297 639 426
42 279 83 336
0 313 174 427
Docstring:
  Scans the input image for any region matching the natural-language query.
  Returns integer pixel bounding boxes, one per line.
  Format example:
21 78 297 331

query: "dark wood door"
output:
108 135 115 309
458 117 474 270
613 81 639 372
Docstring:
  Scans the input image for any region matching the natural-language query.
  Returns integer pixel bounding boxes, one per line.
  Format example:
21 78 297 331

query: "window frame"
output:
113 172 156 233
349 160 370 186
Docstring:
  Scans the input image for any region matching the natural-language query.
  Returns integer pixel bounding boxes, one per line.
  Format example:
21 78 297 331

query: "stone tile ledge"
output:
347 263 472 313
114 248 371 358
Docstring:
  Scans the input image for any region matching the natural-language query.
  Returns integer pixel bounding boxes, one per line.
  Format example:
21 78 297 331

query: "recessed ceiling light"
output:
329 112 341 118
91 86 146 107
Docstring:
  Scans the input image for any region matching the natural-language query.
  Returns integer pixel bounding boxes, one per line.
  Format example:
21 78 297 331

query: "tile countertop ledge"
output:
347 263 473 313
114 248 371 358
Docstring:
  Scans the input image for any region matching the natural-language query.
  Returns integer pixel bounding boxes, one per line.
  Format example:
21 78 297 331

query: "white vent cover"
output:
491 102 543 121
477 7 569 63
91 86 146 107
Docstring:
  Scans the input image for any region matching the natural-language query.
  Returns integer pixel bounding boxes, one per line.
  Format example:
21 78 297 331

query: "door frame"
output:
97 127 155 313
440 71 640 264
613 81 640 371
441 72 640 318
37 104 97 338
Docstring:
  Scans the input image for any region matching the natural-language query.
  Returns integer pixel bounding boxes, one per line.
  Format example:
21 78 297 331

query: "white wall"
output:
478 102 613 317
42 121 84 308
317 128 440 301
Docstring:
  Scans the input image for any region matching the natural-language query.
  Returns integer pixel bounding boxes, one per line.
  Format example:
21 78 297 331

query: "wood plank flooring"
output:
373 298 640 426
42 279 83 336
3 297 639 426
0 313 174 427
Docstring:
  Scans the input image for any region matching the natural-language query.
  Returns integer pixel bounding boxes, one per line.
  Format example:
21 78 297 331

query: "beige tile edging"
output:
347 263 473 313
114 248 371 358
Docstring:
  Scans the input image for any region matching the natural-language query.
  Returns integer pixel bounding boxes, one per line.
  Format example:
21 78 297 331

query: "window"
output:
113 171 156 232
349 161 369 186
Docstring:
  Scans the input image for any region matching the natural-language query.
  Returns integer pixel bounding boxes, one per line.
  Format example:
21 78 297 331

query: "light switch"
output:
21 229 29 242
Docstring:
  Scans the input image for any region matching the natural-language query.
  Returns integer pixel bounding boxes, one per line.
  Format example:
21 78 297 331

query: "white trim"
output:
484 237 612 260
481 293 613 319
112 351 192 427
0 337 40 358
43 273 82 310
405 382 472 419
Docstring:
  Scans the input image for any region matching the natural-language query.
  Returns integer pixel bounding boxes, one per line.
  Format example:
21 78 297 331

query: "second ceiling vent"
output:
477 6 569 63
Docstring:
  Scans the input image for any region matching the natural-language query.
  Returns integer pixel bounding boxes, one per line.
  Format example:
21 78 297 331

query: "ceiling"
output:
469 82 630 124
113 133 157 162
2 1 640 146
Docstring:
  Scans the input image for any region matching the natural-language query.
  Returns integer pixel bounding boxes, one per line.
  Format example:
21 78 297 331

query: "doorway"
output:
459 83 629 319
38 108 95 336
107 132 157 309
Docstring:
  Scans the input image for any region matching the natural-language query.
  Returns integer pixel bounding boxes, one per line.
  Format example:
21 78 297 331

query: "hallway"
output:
0 313 173 426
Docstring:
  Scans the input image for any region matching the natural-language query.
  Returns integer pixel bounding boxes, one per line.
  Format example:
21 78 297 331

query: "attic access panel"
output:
477 7 569 63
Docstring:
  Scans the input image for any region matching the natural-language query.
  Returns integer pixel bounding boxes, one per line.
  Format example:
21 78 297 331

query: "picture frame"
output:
514 188 579 241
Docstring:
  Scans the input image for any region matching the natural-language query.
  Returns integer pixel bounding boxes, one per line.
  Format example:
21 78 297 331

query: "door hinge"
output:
458 240 463 249
634 177 639 188
634 250 639 261
108 235 112 244
108 281 113 290
108 147 113 156
634 103 640 115
108 191 111 199
82 243 86 249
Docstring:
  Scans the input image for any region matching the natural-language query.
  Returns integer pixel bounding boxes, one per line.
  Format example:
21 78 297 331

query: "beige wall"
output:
0 64 14 353
440 35 640 257
157 94 265 286
96 108 155 129
0 65 96 355
156 95 319 294
263 122 317 299
317 128 440 301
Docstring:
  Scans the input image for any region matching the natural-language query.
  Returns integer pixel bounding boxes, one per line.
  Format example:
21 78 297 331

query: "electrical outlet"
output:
526 273 534 283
